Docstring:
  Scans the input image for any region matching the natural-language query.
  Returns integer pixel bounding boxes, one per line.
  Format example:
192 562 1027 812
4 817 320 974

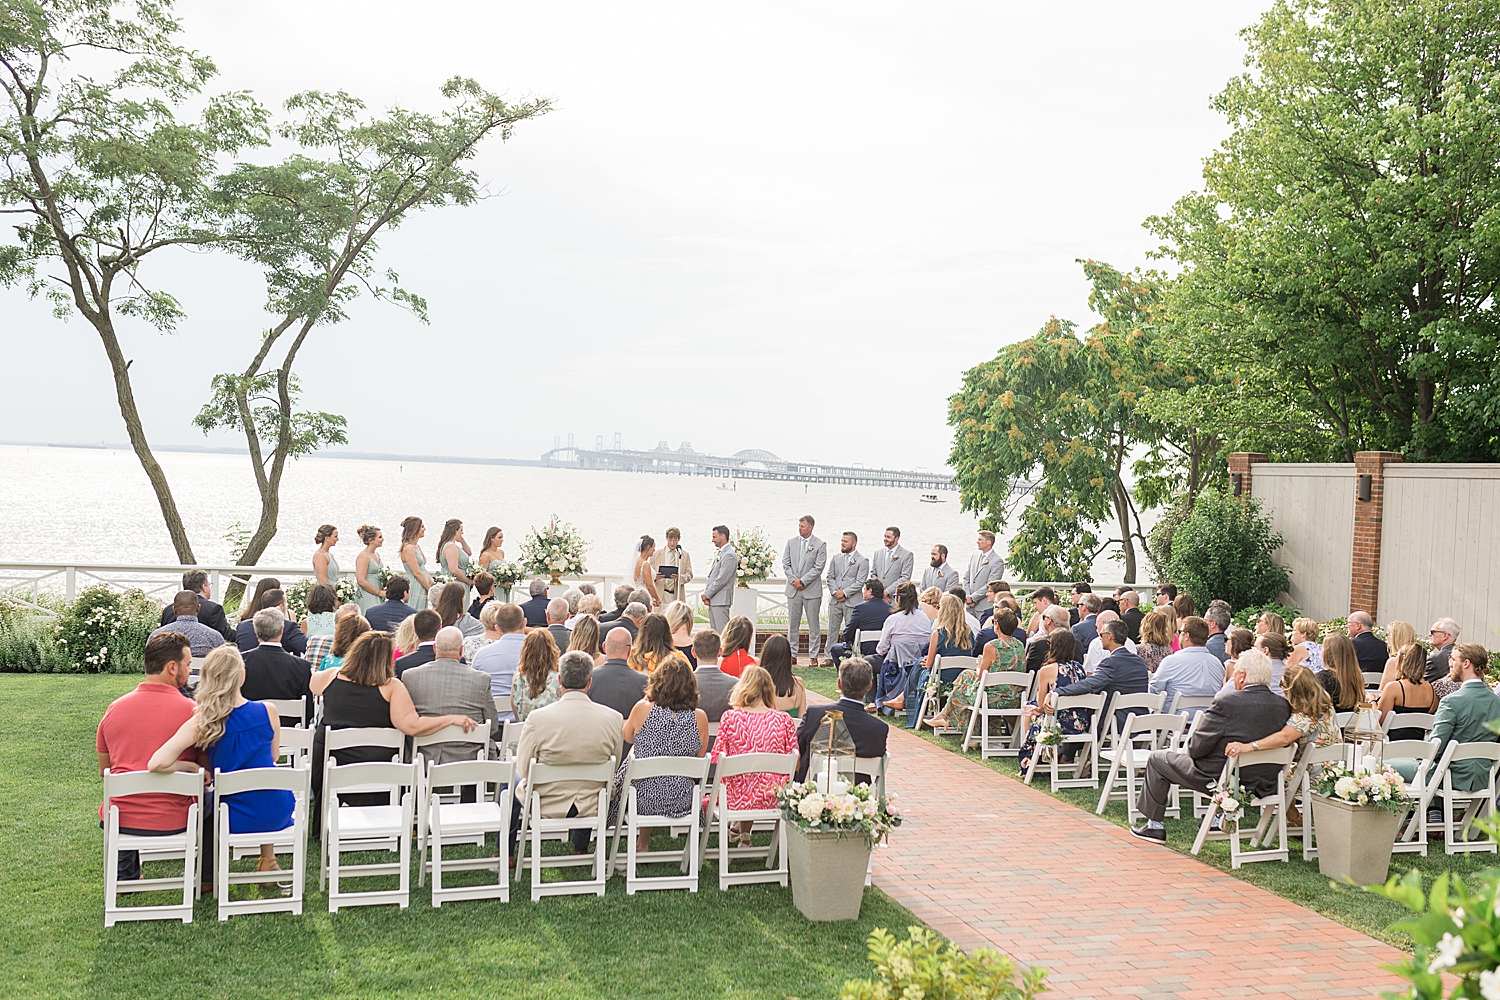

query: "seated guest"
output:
301 584 339 638
692 629 737 722
1377 643 1437 740
148 645 292 876
402 626 499 764
365 576 417 633
828 580 890 669
758 634 807 717
1017 630 1089 772
560 587 584 624
1149 616 1224 708
1025 586 1058 637
976 580 1009 625
519 579 550 629
510 653 624 855
589 627 648 721
904 593 974 729
393 615 420 658
1203 603 1232 664
1392 643 1500 789
945 586 982 634
1131 648 1290 844
614 652 710 852
160 569 236 641
1071 592 1102 649
665 601 698 666
1025 605 1071 673
615 601 646 639
235 588 308 655
718 616 758 677
310 631 478 808
434 582 483 640
514 630 563 721
1118 589 1144 643
925 608 1025 731
568 614 604 665
393 609 442 678
917 586 943 622
1055 620 1148 734
305 603 358 669
1285 618 1324 672
598 584 633 624
1347 611 1389 677
712 665 799 846
96 632 200 885
1136 610 1173 672
795 656 888 782
471 603 526 720
465 600 506 663
1318 632 1365 712
1253 632 1291 694
467 572 497 621
629 587 653 611
239 608 312 725
628 613 675 675
1426 618 1461 684
577 593 605 623
1378 620 1417 687
150 590 226 657
873 582 933 711
1254 609 1285 641
1081 610 1136 673
545 598 572 649
1225 664 1340 794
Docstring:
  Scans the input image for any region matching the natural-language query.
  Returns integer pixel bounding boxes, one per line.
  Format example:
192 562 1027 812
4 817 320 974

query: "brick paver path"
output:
851 702 1409 999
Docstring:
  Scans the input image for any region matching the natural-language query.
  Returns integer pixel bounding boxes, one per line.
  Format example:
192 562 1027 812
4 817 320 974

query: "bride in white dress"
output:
629 535 660 607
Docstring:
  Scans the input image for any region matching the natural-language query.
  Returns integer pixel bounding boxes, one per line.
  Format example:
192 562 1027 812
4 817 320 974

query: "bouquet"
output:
376 562 404 590
487 560 526 589
777 779 902 845
733 527 776 583
518 516 588 578
286 576 362 618
1314 760 1409 814
1208 776 1248 833
1036 713 1064 747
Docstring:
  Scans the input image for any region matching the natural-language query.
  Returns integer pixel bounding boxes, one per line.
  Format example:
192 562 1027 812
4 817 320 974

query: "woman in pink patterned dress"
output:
711 665 798 847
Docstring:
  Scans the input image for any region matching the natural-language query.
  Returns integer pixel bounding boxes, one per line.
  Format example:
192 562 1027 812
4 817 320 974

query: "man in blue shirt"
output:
1148 616 1225 711
149 590 225 657
473 603 526 721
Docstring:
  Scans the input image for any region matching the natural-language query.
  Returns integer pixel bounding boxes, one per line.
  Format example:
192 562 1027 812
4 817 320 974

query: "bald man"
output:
588 627 647 721
1346 610 1389 676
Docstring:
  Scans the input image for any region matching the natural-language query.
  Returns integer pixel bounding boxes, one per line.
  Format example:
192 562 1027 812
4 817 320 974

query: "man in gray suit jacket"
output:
824 532 869 667
782 515 827 662
962 530 1004 615
692 631 737 722
921 545 960 593
871 526 913 601
587 628 648 722
700 525 737 632
401 627 499 765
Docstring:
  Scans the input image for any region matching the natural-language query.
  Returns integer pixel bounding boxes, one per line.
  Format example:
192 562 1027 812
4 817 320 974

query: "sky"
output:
1 0 1270 473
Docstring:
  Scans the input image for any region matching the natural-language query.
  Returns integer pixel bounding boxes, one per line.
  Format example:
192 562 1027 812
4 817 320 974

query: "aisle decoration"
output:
1310 759 1407 883
733 527 775 587
519 517 588 585
1207 775 1247 834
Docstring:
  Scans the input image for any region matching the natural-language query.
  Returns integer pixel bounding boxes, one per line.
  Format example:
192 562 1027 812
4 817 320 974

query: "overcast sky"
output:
3 0 1268 472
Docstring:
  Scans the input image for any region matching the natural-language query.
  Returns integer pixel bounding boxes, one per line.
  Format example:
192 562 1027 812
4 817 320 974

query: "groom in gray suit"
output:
782 516 827 661
700 524 737 632
871 526 914 602
824 531 868 667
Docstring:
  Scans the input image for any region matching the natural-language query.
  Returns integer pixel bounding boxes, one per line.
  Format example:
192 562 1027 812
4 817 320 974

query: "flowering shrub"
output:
1208 776 1248 833
1314 761 1408 814
777 779 902 844
0 599 74 673
840 927 1048 1000
733 527 775 582
518 517 588 577
54 586 159 673
1366 866 1500 999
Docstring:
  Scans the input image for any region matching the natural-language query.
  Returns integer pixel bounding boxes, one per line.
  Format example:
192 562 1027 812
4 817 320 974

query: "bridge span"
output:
539 443 957 490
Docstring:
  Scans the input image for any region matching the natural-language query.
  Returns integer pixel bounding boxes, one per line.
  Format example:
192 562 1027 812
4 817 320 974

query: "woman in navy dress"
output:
149 646 294 875
614 653 709 853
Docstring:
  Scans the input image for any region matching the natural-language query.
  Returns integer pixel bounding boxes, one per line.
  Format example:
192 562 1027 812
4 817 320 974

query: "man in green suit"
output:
1396 643 1500 792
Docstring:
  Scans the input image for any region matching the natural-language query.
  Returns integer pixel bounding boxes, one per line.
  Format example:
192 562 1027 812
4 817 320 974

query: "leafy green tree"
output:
194 81 550 588
1163 488 1290 610
0 0 267 562
1148 0 1500 461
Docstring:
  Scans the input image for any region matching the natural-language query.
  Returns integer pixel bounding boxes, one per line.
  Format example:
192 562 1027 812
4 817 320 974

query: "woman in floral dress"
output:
711 665 798 846
924 608 1025 730
1017 630 1090 772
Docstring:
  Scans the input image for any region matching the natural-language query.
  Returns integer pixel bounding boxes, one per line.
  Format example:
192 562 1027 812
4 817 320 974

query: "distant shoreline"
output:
0 440 547 469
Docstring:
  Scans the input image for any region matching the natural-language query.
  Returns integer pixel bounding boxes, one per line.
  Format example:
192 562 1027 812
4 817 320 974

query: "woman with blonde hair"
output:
1158 604 1181 652
1285 617 1323 671
148 646 292 874
664 601 697 666
568 613 603 665
921 593 974 669
918 586 943 621
1137 610 1172 672
392 615 420 659
719 616 757 677
1256 610 1286 641
628 613 675 674
711 665 798 846
399 516 432 610
1377 643 1437 739
925 608 1023 731
513 630 562 721
1378 621 1417 686
1318 632 1364 711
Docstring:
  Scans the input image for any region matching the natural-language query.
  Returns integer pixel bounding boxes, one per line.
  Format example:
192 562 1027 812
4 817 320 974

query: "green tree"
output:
1164 488 1291 610
0 0 267 562
194 81 550 591
1148 0 1500 462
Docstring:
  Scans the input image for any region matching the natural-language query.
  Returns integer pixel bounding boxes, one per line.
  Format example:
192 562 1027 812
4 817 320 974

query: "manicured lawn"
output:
0 674 924 1000
795 664 1490 951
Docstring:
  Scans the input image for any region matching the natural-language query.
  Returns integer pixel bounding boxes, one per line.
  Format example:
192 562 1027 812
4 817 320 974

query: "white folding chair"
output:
916 655 977 732
1096 692 1166 752
1096 713 1185 822
189 656 206 682
1285 743 1353 857
1190 746 1295 868
421 758 515 906
962 671 1033 757
102 769 203 927
608 755 711 893
414 726 491 858
1382 712 1437 738
1168 694 1216 718
1025 693 1104 791
1334 711 1356 730
853 630 882 657
1363 671 1386 695
701 752 797 890
498 721 526 762
1392 738 1442 855
1441 743 1500 855
266 698 308 728
494 693 515 722
214 765 309 920
514 757 617 901
322 760 416 911
277 726 314 768
318 728 405 888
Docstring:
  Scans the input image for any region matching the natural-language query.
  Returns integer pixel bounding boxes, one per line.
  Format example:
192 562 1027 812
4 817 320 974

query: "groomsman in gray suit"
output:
824 532 869 667
922 545 960 593
871 526 913 602
963 530 1004 615
782 515 827 662
700 524 737 632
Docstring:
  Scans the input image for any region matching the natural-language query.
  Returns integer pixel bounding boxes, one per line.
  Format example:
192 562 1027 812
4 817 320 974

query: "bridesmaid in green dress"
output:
353 525 384 613
435 518 476 608
400 516 433 610
313 524 340 590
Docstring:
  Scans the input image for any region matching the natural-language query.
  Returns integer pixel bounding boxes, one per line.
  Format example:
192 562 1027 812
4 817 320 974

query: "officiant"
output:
651 527 694 604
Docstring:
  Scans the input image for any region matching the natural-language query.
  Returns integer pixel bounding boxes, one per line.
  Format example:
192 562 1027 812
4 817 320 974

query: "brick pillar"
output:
1349 451 1403 616
1227 453 1267 499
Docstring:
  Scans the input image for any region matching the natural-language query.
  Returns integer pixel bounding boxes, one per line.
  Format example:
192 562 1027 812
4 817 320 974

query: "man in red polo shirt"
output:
96 631 202 883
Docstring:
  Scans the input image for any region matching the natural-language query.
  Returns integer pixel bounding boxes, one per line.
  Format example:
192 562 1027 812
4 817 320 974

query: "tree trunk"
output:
1111 479 1137 584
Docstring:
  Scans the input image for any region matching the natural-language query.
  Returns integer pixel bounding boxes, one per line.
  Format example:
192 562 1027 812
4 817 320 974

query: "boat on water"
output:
919 492 944 503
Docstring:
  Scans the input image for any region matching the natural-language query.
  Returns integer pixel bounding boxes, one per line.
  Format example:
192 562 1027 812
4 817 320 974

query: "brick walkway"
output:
852 706 1408 999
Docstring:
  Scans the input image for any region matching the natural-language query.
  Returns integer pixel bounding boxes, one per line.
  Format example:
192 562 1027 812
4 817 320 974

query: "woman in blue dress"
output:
435 518 476 608
149 646 295 876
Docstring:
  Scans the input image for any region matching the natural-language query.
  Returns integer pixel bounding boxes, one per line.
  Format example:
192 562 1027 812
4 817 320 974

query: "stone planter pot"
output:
1310 795 1403 884
786 823 872 921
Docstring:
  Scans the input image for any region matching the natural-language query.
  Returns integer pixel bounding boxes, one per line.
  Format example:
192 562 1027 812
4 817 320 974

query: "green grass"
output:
0 674 925 1000
794 664 1491 951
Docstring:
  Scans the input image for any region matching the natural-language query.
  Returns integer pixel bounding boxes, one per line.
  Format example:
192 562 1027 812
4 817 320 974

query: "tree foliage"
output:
1163 489 1291 610
1149 0 1500 461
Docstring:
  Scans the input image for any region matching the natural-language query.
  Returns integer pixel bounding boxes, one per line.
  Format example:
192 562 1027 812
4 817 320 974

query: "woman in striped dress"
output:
711 665 798 846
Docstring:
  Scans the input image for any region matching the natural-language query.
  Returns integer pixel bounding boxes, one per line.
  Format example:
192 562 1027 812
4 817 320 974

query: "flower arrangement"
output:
284 577 361 619
1313 760 1408 814
54 586 159 673
733 527 775 583
777 778 902 845
486 560 526 589
1208 776 1248 833
518 517 588 581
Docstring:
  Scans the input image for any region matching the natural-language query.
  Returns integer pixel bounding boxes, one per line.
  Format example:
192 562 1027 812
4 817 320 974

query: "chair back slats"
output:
714 752 798 779
103 768 202 798
426 758 514 789
326 727 404 753
623 755 711 782
414 725 486 752
1383 739 1438 761
325 760 415 793
530 757 617 788
1450 743 1500 763
1230 745 1295 772
214 765 310 797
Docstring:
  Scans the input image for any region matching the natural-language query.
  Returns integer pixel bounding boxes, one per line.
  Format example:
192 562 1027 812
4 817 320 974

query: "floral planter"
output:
1310 795 1403 884
786 823 872 921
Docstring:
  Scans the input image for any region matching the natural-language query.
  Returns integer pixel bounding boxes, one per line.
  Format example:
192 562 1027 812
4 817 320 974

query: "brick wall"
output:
1227 453 1268 499
1349 451 1403 615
